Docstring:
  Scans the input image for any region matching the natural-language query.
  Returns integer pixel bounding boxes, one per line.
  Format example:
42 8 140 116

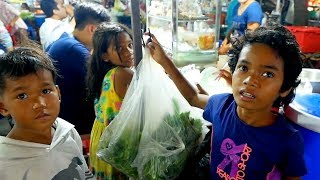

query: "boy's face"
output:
232 43 290 112
54 0 67 19
0 69 61 132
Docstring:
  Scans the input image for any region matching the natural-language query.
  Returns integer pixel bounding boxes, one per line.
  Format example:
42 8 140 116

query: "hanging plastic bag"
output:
97 48 206 179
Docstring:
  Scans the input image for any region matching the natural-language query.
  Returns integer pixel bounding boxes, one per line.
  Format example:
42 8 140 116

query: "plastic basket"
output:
285 26 320 53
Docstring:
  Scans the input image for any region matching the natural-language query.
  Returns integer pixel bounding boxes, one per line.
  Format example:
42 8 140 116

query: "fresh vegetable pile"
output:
97 99 203 179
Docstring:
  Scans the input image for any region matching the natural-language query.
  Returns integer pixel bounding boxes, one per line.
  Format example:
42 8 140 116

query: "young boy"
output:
0 47 94 179
147 24 307 179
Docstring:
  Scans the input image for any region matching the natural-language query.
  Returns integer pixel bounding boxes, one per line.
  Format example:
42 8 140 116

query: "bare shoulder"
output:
114 67 134 98
115 67 134 85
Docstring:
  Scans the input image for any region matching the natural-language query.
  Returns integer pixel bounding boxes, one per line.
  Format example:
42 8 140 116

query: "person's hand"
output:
218 69 232 86
145 32 170 66
65 4 74 17
218 39 231 55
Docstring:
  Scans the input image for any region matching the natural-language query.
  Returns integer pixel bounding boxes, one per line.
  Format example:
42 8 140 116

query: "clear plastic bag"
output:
97 48 205 179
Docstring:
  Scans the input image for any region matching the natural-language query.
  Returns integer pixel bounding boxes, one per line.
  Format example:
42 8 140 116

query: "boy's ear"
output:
87 24 97 34
55 85 61 102
52 9 59 16
280 87 292 98
0 102 10 117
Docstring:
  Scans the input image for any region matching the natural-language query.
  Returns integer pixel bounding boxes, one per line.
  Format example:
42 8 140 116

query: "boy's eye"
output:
42 89 52 94
238 65 248 72
128 43 133 48
262 72 274 78
17 93 28 100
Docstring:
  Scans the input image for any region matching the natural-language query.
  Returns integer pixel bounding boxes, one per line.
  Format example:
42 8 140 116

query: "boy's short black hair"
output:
74 2 111 30
228 24 302 108
40 0 58 17
0 47 58 96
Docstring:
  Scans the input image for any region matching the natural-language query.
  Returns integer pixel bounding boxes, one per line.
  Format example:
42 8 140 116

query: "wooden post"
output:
131 0 143 66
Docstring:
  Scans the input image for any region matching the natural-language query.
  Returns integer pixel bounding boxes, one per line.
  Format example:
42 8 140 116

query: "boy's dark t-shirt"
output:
203 93 307 179
47 32 95 135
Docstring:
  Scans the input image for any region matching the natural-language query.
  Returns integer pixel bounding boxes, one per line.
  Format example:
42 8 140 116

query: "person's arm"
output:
9 15 19 27
146 33 209 109
246 2 263 31
65 4 75 28
218 38 232 55
247 22 260 31
4 2 20 27
0 22 14 51
218 27 234 55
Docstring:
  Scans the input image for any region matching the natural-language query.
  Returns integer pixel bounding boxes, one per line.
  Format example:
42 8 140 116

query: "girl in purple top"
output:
147 23 307 179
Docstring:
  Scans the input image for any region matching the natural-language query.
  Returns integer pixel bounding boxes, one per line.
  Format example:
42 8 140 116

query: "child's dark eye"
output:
17 93 28 100
42 89 52 94
262 72 274 78
238 65 248 72
128 43 133 49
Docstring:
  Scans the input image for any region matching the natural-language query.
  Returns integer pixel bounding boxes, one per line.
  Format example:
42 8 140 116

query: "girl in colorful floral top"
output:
86 22 134 179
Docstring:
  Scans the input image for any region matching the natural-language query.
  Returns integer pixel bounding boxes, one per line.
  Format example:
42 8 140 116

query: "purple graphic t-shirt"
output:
203 93 307 180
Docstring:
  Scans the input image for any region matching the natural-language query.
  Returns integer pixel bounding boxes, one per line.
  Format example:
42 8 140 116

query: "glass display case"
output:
146 0 222 67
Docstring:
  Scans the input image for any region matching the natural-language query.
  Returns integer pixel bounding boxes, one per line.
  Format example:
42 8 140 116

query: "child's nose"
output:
33 96 47 110
243 75 259 88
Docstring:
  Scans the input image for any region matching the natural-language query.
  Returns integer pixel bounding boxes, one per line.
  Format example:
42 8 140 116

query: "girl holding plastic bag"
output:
86 22 135 179
146 24 307 179
96 26 208 179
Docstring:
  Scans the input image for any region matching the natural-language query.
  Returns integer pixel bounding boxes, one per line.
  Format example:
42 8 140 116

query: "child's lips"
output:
35 112 50 120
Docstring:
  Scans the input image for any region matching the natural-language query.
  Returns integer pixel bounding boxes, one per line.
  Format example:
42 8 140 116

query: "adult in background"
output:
47 2 111 135
219 0 263 55
0 20 13 54
0 0 28 46
40 0 75 50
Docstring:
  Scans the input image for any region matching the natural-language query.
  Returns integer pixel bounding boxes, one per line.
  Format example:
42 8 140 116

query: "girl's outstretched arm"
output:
146 33 209 109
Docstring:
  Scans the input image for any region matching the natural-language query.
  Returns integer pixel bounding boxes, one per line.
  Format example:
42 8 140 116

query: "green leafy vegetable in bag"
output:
97 122 141 178
140 100 203 179
97 99 203 179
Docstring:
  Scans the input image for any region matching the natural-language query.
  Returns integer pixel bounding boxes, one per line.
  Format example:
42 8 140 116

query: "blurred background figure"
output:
219 0 263 55
0 20 13 54
0 0 28 46
226 0 239 33
20 2 31 12
46 2 111 136
40 0 75 50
